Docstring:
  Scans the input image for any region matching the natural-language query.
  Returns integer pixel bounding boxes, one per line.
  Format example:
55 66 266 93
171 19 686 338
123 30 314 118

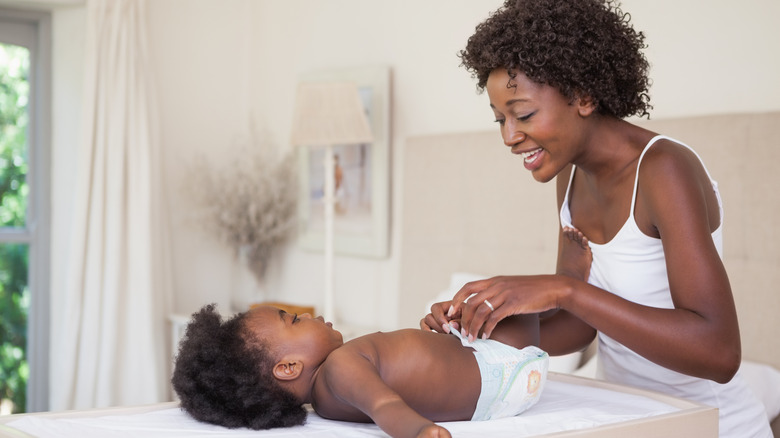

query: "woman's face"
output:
486 69 592 182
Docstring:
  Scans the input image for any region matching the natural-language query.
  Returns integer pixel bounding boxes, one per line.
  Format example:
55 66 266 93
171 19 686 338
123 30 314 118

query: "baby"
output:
172 304 548 438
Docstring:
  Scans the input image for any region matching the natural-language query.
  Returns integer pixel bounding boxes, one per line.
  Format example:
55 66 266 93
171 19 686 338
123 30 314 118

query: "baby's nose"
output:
299 313 312 319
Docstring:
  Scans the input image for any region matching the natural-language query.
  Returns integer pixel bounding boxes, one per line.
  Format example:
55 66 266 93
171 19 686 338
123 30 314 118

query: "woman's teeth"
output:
520 148 543 163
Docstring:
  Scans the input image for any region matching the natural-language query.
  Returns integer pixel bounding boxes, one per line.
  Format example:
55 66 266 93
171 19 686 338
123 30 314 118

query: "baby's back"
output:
311 329 481 422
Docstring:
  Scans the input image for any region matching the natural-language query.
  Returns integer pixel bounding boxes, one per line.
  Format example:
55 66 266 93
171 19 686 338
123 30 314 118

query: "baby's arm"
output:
321 348 451 438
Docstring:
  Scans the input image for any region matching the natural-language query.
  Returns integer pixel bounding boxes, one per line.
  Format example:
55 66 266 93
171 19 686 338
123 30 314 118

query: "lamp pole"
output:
291 81 371 324
322 144 336 322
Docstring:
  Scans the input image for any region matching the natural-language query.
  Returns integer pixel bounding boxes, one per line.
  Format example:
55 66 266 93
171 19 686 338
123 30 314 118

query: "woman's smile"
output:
515 147 545 169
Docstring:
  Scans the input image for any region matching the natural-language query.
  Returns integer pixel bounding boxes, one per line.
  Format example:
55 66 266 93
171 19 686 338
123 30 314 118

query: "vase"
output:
231 245 266 311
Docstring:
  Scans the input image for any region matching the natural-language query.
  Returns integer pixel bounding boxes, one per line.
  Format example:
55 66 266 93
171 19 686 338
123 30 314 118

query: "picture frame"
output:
296 66 391 258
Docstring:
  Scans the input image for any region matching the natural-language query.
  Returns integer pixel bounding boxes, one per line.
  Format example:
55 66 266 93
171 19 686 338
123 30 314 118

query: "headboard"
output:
399 111 780 371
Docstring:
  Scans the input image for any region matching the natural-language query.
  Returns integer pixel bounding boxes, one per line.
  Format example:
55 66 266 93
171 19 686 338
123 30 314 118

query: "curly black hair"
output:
171 304 307 429
459 0 652 119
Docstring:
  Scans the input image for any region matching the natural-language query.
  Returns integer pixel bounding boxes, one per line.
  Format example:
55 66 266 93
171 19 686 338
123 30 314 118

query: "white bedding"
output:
2 377 680 438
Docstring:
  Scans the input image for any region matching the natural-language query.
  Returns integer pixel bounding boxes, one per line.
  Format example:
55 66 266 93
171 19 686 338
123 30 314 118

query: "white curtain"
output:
51 0 173 410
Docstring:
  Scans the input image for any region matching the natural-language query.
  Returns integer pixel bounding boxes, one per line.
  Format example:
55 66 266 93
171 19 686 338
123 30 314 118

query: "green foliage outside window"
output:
0 42 31 414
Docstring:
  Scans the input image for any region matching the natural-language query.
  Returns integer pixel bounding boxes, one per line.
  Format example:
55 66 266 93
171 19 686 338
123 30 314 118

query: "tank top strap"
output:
563 164 577 207
568 135 680 222
629 135 664 219
629 135 722 219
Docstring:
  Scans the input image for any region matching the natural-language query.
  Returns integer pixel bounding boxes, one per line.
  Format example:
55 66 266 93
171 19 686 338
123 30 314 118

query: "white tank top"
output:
559 135 771 438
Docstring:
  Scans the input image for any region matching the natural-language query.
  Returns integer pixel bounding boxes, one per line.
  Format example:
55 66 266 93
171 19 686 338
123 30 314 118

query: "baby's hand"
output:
416 424 451 438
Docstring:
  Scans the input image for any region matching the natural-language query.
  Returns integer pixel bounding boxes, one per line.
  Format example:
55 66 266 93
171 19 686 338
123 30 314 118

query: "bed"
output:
0 373 716 437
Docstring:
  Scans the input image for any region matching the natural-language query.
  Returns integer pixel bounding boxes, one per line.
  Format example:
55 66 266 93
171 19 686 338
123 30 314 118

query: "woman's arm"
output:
448 146 740 383
574 141 739 382
421 166 597 355
539 309 596 356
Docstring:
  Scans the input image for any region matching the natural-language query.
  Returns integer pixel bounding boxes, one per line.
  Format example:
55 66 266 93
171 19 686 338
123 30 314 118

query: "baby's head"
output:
171 304 343 430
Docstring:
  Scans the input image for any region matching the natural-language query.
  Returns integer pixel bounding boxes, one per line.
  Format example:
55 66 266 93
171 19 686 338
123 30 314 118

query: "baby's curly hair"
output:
171 304 306 429
460 0 651 119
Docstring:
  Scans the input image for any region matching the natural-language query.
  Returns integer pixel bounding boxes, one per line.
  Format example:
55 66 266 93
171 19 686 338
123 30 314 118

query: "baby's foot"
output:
559 226 592 282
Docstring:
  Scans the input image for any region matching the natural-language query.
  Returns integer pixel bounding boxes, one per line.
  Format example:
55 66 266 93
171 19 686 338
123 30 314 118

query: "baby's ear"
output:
273 360 303 381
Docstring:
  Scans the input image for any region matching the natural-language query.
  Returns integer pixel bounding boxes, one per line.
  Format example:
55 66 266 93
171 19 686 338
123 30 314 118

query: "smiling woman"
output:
420 1 772 437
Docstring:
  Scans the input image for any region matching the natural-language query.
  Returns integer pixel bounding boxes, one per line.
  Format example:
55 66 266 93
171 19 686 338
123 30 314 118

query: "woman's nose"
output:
503 130 526 147
502 122 526 147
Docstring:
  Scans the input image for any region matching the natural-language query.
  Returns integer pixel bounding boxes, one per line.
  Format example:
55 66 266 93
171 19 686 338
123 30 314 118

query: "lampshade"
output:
289 80 374 323
290 82 373 146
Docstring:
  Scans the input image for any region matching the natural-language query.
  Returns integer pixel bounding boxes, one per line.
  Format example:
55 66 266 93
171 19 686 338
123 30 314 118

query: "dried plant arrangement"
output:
184 137 298 284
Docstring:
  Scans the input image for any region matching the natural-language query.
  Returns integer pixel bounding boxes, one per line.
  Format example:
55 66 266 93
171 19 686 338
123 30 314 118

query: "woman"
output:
420 1 771 436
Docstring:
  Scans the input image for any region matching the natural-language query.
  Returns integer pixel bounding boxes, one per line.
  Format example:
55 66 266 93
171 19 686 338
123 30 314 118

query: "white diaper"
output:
450 325 549 421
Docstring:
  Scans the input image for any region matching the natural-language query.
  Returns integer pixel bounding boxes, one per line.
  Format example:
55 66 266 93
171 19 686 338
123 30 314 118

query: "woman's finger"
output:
421 301 454 333
448 279 488 318
459 295 496 342
458 282 508 340
480 306 503 339
420 314 436 331
432 300 455 331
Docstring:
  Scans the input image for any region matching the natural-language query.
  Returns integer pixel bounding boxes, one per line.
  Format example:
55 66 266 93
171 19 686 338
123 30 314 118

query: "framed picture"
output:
296 66 391 258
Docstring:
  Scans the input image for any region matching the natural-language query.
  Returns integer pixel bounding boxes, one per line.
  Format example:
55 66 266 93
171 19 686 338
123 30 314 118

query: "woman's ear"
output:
273 360 303 381
576 94 597 117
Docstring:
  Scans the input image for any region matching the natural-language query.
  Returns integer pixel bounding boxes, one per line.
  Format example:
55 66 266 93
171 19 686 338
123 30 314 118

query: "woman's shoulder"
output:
638 136 710 184
635 135 720 228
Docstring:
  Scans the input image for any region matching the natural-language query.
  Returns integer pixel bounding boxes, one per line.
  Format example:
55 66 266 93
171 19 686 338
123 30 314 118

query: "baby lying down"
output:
172 304 548 438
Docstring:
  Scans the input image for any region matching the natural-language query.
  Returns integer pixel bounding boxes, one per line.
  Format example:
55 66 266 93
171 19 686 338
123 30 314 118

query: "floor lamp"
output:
290 82 373 322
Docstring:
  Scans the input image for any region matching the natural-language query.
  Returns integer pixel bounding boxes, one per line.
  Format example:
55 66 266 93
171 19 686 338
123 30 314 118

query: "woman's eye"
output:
517 111 535 122
494 119 505 125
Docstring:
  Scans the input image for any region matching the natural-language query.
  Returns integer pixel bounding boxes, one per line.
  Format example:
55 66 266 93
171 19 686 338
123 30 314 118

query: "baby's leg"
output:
558 226 592 282
489 314 540 349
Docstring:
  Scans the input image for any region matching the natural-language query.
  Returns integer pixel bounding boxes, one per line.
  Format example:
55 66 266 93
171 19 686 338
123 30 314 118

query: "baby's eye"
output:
292 313 299 323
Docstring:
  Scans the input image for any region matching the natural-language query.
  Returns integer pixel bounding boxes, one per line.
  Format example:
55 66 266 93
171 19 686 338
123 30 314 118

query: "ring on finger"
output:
483 299 495 312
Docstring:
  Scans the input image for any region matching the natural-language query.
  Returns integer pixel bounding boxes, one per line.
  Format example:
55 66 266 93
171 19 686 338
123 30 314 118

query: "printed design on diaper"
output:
491 349 547 405
527 369 542 396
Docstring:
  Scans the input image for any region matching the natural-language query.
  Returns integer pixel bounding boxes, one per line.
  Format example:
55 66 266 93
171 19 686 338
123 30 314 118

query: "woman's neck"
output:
571 117 655 182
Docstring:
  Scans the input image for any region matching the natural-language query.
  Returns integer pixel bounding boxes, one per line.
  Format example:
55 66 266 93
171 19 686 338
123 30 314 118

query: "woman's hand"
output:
448 275 570 342
420 300 460 333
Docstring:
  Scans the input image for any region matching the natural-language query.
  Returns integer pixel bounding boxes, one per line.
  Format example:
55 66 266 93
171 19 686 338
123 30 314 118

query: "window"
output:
0 7 51 414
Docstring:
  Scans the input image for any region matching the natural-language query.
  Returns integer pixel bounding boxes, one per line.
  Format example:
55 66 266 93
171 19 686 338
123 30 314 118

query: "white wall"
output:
149 0 507 331
39 0 780 334
624 0 780 118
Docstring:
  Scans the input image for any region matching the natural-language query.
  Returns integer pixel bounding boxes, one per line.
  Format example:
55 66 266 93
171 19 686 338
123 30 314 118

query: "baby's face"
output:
246 305 343 365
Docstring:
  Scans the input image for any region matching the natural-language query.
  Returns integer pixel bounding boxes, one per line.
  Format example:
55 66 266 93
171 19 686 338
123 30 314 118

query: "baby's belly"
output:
381 330 482 421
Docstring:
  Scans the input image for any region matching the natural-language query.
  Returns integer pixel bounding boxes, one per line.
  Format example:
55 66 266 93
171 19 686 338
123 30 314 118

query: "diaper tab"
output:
449 323 477 348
